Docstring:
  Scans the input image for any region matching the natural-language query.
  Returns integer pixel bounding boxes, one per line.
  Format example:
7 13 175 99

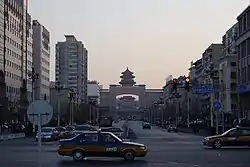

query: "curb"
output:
0 133 26 141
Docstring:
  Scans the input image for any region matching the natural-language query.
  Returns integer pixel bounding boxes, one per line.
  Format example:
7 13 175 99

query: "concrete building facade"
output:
32 20 50 100
87 80 102 105
236 5 250 119
100 68 162 117
219 23 238 116
0 1 32 101
201 44 223 127
55 35 88 103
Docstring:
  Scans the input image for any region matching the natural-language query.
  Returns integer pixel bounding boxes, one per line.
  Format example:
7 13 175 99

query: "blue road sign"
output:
237 85 247 94
195 86 214 94
213 102 221 110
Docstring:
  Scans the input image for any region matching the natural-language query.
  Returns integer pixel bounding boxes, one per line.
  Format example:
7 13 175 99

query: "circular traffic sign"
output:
213 102 221 110
27 100 53 126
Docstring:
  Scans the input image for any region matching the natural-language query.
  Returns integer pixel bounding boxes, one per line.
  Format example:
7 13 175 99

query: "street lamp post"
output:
28 67 39 132
68 89 75 125
55 81 63 127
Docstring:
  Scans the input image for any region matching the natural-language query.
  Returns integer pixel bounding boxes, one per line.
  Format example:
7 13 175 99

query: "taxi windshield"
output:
111 133 122 142
221 128 235 136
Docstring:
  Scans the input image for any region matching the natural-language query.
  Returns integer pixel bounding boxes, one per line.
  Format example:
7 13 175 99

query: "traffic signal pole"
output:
187 92 190 127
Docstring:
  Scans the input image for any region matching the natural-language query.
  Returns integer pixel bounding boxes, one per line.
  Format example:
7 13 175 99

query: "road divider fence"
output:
0 133 25 141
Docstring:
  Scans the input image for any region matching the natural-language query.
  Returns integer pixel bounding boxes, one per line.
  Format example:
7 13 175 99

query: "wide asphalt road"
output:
0 121 249 167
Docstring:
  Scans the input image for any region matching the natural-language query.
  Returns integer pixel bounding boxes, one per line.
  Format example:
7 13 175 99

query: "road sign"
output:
237 85 247 94
27 100 53 155
213 102 221 110
195 86 214 94
27 100 53 126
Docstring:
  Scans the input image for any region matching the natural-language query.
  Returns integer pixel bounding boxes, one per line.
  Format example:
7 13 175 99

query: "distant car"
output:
36 127 57 141
167 125 177 132
59 126 75 139
142 123 151 129
53 127 66 140
101 127 124 139
57 131 147 161
74 125 97 135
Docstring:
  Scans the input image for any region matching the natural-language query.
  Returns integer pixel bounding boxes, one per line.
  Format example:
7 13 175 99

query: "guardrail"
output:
0 133 25 141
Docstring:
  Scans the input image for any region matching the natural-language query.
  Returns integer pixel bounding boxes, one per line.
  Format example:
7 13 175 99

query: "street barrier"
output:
121 121 137 140
0 133 25 141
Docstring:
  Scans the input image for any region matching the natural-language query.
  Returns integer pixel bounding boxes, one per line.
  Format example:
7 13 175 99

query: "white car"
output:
36 127 55 141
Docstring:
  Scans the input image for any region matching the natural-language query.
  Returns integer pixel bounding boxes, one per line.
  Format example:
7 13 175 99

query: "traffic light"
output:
185 77 190 91
172 78 178 91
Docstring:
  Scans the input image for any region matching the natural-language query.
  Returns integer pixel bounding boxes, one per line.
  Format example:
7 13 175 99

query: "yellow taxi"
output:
202 126 250 149
57 131 147 161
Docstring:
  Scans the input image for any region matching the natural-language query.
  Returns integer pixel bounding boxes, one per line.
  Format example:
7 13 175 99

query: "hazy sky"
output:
29 0 250 88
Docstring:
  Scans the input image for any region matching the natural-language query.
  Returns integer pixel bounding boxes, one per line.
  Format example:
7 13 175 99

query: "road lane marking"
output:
216 152 221 156
168 161 200 166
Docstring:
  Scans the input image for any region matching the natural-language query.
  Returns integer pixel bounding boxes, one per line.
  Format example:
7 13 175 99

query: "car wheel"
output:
123 150 135 161
212 140 222 149
72 150 84 161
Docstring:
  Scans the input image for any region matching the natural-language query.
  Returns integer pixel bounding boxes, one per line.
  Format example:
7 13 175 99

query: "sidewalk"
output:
0 133 26 141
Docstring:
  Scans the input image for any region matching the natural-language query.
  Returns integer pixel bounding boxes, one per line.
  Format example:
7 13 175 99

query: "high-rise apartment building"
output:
219 23 238 117
55 35 88 103
0 0 32 101
32 20 50 100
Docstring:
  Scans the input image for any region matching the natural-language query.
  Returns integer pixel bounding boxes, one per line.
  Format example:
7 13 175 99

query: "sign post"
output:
27 100 53 162
213 102 221 135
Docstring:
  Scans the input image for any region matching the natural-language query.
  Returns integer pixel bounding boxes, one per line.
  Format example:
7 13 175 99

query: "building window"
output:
239 18 242 35
242 41 246 58
230 83 237 90
231 104 237 110
248 65 250 82
243 15 247 31
230 72 237 79
231 62 236 66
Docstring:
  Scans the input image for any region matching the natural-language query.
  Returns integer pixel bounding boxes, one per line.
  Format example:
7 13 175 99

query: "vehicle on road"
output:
57 131 147 161
36 127 58 141
202 126 250 149
100 127 124 139
167 125 177 132
53 127 66 140
74 125 97 135
59 126 76 139
142 123 151 129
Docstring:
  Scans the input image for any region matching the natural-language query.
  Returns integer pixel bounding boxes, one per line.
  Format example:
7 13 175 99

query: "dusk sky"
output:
29 0 250 88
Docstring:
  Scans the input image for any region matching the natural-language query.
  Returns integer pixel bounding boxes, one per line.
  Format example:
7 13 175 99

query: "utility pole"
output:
89 100 92 124
28 67 39 132
69 89 75 125
187 92 190 127
55 81 63 127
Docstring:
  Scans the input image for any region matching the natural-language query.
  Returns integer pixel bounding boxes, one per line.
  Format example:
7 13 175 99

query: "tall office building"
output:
0 0 32 101
32 20 50 100
55 35 88 103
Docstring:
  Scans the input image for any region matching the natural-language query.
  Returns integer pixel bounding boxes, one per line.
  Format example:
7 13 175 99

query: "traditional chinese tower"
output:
119 68 136 86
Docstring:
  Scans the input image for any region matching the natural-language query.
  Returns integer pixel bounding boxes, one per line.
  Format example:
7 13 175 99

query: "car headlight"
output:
204 137 209 141
139 146 146 150
44 135 51 138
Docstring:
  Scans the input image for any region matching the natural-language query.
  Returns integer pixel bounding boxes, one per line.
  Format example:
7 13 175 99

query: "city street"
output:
0 122 249 167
